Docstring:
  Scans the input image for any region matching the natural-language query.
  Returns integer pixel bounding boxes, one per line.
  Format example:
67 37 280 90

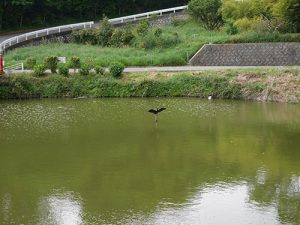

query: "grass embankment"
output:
4 20 300 67
0 68 299 103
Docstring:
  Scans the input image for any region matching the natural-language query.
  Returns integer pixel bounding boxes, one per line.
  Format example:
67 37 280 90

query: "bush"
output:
225 20 238 35
33 64 46 77
121 29 135 46
69 56 81 72
136 20 150 36
58 64 69 77
79 64 90 76
188 0 223 30
95 66 105 75
44 56 58 73
110 29 124 47
98 17 114 46
109 62 125 78
234 16 263 33
25 57 36 69
71 29 98 45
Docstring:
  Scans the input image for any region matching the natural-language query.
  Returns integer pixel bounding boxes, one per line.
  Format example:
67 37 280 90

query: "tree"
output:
188 0 223 30
273 0 300 32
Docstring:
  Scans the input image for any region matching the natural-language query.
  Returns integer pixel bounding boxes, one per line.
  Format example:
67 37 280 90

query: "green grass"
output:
4 20 300 67
1 67 299 102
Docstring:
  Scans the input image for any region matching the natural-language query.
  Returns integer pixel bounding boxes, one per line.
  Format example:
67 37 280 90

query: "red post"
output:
0 53 3 76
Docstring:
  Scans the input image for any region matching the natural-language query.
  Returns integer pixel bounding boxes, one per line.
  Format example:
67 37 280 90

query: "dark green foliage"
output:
25 57 36 69
121 29 135 46
109 62 125 78
95 66 105 75
188 0 223 30
58 64 69 77
225 20 238 35
110 29 124 47
79 64 90 76
69 56 81 71
72 29 98 45
44 56 58 73
98 17 114 46
136 20 150 36
33 64 46 77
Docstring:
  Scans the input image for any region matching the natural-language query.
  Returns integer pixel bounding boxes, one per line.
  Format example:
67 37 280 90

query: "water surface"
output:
0 98 299 225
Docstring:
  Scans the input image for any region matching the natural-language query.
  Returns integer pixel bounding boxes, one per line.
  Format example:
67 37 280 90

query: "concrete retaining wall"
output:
189 43 300 66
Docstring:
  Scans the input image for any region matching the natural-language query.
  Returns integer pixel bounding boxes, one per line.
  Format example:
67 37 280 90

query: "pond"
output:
0 98 299 225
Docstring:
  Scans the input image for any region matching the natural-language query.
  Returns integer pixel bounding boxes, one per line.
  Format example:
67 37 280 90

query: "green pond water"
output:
0 98 299 225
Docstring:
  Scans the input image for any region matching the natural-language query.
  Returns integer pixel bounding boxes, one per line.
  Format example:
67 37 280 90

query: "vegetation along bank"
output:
0 68 299 103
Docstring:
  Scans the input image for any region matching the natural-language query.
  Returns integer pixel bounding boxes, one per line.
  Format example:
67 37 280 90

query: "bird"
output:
148 108 166 123
208 96 212 100
148 108 166 114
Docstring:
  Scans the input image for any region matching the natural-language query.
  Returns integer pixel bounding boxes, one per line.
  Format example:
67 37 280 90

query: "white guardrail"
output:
109 5 188 24
0 5 188 54
0 21 94 53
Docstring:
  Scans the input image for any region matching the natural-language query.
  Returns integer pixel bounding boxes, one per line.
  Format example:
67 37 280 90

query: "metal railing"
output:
0 21 94 53
4 63 24 73
108 5 188 24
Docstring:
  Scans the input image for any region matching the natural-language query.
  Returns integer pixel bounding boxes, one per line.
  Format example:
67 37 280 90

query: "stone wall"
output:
189 43 300 66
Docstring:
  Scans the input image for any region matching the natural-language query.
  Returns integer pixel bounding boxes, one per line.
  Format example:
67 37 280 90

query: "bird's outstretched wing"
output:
148 109 157 114
158 108 166 113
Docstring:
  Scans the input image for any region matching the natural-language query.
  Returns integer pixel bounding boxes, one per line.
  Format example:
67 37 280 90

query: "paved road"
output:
123 66 296 72
0 33 21 43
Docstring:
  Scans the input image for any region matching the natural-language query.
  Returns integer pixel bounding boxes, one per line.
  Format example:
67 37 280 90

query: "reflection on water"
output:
37 191 82 225
0 98 299 225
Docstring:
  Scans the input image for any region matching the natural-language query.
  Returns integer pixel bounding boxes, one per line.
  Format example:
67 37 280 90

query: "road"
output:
123 66 295 72
0 33 21 43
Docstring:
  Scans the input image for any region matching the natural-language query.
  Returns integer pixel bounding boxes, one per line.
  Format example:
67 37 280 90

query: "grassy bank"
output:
0 68 299 103
4 20 300 67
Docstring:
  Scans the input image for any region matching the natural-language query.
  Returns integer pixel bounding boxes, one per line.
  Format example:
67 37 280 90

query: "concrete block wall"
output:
189 43 300 66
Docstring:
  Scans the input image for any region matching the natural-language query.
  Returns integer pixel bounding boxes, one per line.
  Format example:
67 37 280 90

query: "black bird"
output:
148 108 166 114
148 108 166 123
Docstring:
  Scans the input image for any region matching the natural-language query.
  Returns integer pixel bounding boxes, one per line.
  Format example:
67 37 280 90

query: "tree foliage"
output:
188 0 223 30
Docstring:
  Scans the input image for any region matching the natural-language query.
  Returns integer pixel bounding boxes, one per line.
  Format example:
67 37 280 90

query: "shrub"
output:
225 20 238 35
109 62 125 78
188 0 223 30
44 56 58 73
71 29 98 45
110 29 124 47
121 29 135 46
69 56 81 72
95 66 105 75
79 64 90 76
25 57 36 69
58 64 69 77
234 16 263 33
136 20 150 36
33 64 46 77
98 17 114 46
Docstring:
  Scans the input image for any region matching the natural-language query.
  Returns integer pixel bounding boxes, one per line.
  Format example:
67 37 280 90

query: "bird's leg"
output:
155 114 158 123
